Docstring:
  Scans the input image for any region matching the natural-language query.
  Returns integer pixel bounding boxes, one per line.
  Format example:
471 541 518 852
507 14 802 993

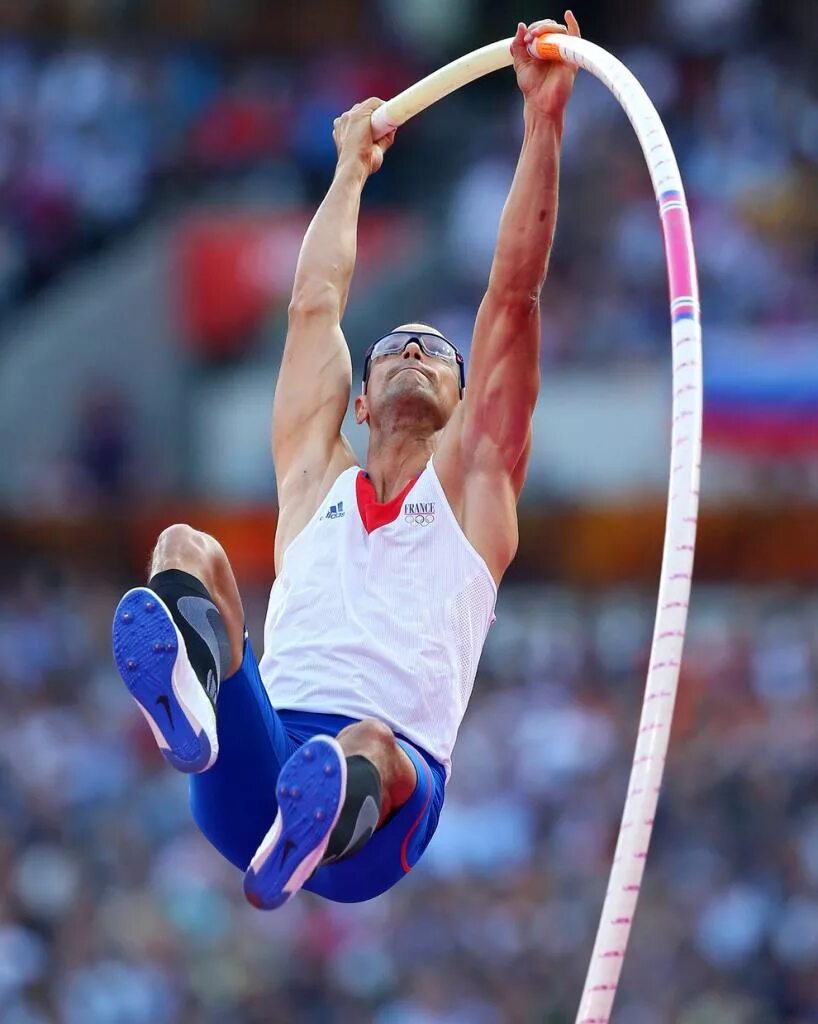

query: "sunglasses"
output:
362 331 465 394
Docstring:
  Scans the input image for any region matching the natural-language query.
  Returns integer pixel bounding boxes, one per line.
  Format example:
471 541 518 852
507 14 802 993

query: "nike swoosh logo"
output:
177 596 224 683
337 795 380 860
156 694 174 729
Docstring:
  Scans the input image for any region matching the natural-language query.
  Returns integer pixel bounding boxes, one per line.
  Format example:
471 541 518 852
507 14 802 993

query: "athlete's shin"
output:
148 569 231 704
321 755 382 864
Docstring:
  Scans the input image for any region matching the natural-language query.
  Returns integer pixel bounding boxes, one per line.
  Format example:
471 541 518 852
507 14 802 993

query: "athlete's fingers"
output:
565 10 581 38
524 19 568 44
355 97 386 115
510 22 530 60
376 129 396 153
533 19 569 34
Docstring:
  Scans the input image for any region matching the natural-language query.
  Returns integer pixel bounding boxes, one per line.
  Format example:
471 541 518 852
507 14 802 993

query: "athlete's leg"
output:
149 523 244 676
114 524 296 865
243 719 420 910
305 736 444 904
112 524 242 772
188 634 298 871
335 718 416 823
320 718 417 865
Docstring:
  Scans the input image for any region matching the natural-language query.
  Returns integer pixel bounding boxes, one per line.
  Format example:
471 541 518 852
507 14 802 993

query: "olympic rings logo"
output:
405 513 435 526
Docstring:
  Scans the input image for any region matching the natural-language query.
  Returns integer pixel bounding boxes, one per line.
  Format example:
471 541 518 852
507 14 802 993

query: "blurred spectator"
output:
71 383 135 508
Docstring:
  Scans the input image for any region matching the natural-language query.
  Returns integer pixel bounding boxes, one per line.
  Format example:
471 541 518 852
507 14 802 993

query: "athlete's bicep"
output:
272 306 353 487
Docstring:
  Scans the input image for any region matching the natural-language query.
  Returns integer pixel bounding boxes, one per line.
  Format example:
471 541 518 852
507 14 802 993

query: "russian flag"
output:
705 326 818 455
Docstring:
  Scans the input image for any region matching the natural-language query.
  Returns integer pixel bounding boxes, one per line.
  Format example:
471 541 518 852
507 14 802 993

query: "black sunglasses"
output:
362 332 465 395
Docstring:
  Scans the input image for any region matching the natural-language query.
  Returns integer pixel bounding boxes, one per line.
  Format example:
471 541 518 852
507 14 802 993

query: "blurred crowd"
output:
1 564 816 1023
1 3 817 1022
0 0 814 369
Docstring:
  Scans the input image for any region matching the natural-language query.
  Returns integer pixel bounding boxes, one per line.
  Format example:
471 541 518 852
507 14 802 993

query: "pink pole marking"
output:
663 208 698 302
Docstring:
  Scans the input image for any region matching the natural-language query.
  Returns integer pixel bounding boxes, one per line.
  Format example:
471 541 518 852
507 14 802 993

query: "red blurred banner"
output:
173 210 422 357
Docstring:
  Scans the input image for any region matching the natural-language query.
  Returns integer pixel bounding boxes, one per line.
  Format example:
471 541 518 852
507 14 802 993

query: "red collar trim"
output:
356 471 420 534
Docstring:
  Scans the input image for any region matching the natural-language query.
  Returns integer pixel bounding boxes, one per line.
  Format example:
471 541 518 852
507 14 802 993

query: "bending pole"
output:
372 31 703 1024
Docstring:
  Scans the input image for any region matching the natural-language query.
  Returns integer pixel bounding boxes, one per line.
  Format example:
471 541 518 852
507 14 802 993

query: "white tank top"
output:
259 458 497 777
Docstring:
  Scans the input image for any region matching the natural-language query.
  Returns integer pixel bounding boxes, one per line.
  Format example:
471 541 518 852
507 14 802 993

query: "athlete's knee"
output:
152 524 228 586
154 522 210 564
338 718 395 760
337 719 415 809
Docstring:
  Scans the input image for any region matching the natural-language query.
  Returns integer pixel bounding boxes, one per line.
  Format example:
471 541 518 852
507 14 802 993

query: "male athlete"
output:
112 14 580 910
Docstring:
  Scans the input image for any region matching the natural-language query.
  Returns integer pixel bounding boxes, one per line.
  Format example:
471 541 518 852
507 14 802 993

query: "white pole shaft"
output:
371 39 516 139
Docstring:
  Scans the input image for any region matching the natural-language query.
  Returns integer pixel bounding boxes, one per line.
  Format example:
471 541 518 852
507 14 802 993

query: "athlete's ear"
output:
354 393 369 425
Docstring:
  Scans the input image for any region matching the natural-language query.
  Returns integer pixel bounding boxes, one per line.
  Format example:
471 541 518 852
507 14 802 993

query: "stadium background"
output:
0 0 817 1021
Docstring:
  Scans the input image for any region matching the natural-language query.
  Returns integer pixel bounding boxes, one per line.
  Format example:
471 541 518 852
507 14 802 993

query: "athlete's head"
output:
355 323 465 432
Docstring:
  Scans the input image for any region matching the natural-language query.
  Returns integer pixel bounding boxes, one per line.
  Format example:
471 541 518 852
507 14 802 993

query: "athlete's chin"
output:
387 375 434 404
383 383 443 424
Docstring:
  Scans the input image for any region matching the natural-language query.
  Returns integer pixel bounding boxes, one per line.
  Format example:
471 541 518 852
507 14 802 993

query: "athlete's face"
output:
355 334 462 430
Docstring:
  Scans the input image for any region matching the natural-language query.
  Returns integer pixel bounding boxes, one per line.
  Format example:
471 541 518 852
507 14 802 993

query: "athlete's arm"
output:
459 15 579 491
272 98 395 506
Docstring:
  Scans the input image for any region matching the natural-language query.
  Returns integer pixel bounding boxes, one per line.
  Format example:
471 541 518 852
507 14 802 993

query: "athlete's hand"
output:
511 11 580 121
333 98 396 177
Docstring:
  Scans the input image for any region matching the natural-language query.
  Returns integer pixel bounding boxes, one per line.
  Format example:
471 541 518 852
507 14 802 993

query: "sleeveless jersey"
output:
258 458 497 777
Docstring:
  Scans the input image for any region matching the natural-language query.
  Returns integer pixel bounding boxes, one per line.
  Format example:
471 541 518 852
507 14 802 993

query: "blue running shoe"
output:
244 736 347 910
112 588 218 773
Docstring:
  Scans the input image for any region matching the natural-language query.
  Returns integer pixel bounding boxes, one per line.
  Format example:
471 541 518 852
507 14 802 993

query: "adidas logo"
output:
323 500 345 520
